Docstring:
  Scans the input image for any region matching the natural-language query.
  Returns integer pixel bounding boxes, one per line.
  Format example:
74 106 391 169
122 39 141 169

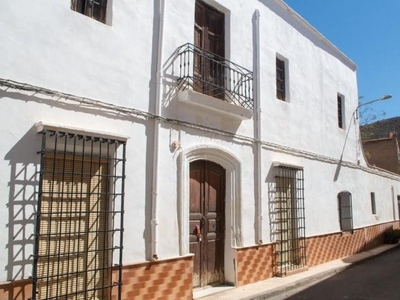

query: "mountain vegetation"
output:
360 116 400 140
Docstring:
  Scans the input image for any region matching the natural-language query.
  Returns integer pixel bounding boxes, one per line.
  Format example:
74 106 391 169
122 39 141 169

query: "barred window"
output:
32 129 126 300
337 94 344 129
274 165 306 276
276 57 286 101
371 192 376 214
338 191 353 232
71 0 108 23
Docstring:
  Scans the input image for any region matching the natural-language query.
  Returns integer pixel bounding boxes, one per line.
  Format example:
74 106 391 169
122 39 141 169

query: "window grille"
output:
337 94 344 128
276 58 286 101
71 0 108 23
338 191 353 232
274 166 306 276
32 129 126 300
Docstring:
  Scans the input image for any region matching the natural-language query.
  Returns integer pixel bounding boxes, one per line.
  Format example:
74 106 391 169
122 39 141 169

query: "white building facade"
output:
0 0 399 299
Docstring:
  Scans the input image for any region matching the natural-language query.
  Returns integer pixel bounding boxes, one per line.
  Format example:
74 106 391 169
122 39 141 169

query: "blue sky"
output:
284 0 400 122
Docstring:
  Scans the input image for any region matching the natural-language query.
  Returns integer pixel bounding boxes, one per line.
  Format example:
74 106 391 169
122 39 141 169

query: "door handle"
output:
196 224 202 242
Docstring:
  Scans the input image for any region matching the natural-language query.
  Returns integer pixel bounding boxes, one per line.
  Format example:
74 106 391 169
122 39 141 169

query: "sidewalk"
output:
194 244 399 300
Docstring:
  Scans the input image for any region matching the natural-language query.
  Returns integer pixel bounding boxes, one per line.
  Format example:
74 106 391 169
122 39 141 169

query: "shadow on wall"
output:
266 167 278 275
3 126 41 298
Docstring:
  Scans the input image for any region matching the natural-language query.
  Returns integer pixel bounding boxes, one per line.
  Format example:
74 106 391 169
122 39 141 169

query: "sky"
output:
283 0 400 122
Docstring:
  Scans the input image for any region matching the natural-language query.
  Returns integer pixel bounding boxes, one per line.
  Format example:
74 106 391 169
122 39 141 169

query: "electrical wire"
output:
1 77 399 181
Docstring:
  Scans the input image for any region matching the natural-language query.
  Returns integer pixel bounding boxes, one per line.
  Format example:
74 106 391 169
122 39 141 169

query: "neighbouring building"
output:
0 0 399 299
362 132 400 175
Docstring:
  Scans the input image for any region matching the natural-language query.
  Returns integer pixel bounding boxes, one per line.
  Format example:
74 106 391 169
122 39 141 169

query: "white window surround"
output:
177 144 243 256
177 90 253 120
35 121 129 141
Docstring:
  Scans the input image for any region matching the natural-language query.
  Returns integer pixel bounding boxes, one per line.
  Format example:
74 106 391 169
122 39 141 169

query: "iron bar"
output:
32 129 125 300
176 43 254 110
274 166 306 276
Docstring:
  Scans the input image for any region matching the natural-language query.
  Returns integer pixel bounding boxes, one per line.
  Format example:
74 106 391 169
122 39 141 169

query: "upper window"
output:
338 191 353 232
337 94 344 128
371 192 376 214
71 0 108 23
276 57 286 101
194 0 225 99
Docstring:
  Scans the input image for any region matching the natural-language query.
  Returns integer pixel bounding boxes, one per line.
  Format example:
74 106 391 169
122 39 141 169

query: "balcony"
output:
176 43 254 117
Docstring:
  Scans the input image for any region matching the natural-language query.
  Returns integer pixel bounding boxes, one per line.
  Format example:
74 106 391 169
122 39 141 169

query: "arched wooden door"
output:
189 160 225 288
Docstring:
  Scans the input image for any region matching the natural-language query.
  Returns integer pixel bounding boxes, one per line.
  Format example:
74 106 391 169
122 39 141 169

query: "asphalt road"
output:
268 246 400 300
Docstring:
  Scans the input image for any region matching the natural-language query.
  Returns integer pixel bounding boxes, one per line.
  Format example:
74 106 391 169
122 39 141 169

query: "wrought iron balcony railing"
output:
176 43 254 110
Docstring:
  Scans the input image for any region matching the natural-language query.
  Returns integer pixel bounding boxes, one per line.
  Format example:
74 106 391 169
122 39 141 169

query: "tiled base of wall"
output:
0 279 31 300
236 244 274 286
114 255 193 300
307 221 399 267
1 222 398 299
234 221 399 287
0 256 193 300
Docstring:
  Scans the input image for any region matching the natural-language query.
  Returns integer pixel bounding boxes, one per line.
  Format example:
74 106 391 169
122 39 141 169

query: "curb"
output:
242 265 350 300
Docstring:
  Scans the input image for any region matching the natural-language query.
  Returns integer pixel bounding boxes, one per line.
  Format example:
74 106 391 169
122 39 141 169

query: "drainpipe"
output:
151 0 165 261
254 10 263 244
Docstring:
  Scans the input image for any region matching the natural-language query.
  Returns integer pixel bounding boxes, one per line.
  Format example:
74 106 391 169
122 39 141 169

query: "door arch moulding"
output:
178 144 243 257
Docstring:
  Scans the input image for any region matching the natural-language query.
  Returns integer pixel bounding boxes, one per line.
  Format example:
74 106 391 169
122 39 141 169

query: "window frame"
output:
337 94 345 129
276 56 286 101
71 0 108 24
338 191 353 233
370 192 376 215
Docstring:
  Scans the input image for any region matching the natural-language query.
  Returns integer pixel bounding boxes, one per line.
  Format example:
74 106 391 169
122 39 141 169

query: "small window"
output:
338 191 353 232
71 0 108 23
337 94 344 128
276 57 286 101
397 195 400 220
370 192 376 214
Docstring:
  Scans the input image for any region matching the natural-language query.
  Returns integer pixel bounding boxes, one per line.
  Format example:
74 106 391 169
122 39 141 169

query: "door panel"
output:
189 166 203 287
190 160 225 288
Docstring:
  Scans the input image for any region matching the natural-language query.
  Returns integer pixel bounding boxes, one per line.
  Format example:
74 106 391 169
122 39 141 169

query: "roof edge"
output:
276 0 357 71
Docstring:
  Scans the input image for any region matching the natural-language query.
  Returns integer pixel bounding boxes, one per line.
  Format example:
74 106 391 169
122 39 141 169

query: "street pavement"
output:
194 244 399 300
268 245 400 300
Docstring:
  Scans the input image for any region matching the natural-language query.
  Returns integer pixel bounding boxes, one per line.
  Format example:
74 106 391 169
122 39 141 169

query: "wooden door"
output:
194 0 225 99
189 160 225 288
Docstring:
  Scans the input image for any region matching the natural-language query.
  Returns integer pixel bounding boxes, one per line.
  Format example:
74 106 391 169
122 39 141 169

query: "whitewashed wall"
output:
0 0 399 284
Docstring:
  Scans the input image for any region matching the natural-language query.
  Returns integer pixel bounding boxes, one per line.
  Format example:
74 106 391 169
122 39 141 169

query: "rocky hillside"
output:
360 116 400 140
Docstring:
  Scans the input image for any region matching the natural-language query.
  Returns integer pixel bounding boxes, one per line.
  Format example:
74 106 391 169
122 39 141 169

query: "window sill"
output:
177 89 253 120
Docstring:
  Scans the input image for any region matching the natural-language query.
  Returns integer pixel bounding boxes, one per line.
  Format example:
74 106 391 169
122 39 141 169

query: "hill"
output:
360 116 400 140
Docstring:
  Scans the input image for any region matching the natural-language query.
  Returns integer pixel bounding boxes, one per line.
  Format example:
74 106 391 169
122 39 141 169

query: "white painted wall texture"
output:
0 0 399 284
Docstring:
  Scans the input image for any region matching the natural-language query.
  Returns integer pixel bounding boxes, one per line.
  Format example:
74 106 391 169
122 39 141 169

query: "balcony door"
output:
194 0 225 99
